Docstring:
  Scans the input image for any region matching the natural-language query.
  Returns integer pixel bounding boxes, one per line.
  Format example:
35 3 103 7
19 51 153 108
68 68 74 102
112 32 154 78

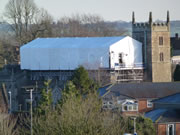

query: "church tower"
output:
132 11 172 82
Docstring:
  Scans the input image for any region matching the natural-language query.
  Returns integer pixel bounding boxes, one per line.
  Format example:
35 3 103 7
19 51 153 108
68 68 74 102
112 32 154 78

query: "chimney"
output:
175 33 179 39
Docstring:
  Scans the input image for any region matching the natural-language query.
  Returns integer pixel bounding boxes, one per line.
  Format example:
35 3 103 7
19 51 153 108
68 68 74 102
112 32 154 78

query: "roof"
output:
153 93 180 104
99 82 180 99
145 109 180 123
172 55 180 60
21 36 126 49
98 84 112 97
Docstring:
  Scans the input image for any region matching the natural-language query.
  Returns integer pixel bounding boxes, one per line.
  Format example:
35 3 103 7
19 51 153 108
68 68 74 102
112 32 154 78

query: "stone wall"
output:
151 25 172 82
132 12 172 82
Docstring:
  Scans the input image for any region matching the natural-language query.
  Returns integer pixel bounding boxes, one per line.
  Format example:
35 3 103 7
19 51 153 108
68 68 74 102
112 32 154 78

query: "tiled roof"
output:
99 82 180 99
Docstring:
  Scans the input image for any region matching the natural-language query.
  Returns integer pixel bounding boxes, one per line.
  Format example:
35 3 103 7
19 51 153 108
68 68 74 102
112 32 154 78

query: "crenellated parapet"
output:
132 11 170 29
132 11 172 82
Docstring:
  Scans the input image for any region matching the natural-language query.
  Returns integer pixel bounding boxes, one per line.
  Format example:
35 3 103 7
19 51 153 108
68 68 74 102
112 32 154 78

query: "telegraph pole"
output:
8 91 12 113
26 89 34 135
133 117 137 135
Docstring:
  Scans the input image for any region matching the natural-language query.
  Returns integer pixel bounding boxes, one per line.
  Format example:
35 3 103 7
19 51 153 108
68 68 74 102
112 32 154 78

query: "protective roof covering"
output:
153 93 180 104
22 37 125 48
20 36 142 70
145 109 180 123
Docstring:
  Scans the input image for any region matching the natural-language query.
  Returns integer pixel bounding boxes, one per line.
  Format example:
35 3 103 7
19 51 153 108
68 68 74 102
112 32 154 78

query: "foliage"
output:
126 116 156 135
0 40 19 65
72 66 99 95
0 114 17 135
174 64 180 81
59 81 79 106
36 80 53 115
21 92 127 135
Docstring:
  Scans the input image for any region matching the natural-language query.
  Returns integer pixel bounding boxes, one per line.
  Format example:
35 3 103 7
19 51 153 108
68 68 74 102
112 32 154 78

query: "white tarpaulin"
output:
20 36 142 70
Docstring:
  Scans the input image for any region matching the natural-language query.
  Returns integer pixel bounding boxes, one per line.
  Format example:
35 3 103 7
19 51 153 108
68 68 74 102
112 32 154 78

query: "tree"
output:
0 114 17 135
30 8 54 39
21 92 127 135
4 0 38 44
36 80 53 115
0 38 19 65
56 14 127 37
4 0 54 44
126 116 156 135
72 66 98 95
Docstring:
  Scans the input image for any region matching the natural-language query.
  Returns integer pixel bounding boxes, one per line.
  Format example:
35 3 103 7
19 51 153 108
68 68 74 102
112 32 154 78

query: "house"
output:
145 93 180 135
99 82 180 116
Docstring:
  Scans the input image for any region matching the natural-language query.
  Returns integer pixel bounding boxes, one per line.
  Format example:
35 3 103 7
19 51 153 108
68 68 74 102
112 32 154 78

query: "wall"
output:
138 99 153 113
151 25 172 82
157 124 166 135
157 123 180 135
121 111 138 116
132 21 172 82
176 123 180 135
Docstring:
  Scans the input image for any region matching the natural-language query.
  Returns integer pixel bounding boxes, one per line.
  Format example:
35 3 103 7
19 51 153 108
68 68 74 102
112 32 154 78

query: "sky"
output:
0 0 180 22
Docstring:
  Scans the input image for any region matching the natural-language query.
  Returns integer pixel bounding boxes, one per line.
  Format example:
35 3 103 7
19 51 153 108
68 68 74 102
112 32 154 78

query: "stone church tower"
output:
132 11 172 82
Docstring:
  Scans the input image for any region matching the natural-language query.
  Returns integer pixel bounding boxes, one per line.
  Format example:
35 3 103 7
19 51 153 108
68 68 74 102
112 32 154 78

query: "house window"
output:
128 105 133 111
159 37 163 45
160 52 164 62
167 124 174 135
133 105 138 111
122 104 138 111
147 100 153 108
123 105 128 111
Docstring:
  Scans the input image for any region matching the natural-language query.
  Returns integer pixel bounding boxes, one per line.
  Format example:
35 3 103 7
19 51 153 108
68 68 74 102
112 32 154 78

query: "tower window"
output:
160 52 164 61
159 37 163 45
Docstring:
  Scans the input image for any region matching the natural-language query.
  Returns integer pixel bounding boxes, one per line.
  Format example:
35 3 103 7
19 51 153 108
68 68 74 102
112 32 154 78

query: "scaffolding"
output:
29 64 145 84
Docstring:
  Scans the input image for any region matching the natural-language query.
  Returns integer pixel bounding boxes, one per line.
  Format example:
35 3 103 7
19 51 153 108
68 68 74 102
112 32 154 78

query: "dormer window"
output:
147 100 153 108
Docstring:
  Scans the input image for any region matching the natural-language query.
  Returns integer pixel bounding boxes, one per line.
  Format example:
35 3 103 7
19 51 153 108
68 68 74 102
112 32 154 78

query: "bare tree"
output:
30 8 54 39
4 0 54 45
4 0 38 44
55 14 127 37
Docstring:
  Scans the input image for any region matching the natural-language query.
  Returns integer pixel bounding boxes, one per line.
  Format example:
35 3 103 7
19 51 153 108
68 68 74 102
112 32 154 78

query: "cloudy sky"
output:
0 0 179 22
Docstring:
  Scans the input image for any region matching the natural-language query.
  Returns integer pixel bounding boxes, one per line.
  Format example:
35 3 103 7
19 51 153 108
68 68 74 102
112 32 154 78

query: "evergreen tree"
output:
126 116 156 135
72 66 98 95
36 80 52 115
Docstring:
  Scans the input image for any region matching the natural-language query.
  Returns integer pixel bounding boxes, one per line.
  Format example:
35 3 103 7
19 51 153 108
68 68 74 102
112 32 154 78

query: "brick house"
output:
99 82 180 116
145 93 180 135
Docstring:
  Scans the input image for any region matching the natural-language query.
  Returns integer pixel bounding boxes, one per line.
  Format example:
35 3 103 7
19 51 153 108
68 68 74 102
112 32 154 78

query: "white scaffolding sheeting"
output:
20 36 143 70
